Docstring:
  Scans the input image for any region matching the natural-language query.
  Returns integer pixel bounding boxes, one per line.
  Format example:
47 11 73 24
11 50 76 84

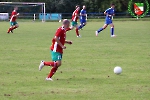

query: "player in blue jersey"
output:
95 4 116 37
78 5 87 30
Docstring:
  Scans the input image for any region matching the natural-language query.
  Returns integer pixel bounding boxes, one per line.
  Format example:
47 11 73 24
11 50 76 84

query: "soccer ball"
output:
114 66 122 74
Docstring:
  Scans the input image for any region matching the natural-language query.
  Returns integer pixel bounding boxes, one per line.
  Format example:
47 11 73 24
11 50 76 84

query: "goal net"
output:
0 2 46 22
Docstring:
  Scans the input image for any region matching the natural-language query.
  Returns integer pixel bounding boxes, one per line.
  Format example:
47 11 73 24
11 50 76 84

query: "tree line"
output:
0 0 149 13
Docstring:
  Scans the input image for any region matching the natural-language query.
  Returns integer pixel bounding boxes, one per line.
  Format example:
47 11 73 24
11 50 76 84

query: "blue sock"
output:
78 25 83 30
78 24 86 30
111 27 114 35
97 28 103 33
83 24 85 27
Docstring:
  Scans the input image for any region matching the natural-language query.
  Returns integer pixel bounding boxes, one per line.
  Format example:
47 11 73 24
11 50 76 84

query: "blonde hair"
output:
63 19 70 25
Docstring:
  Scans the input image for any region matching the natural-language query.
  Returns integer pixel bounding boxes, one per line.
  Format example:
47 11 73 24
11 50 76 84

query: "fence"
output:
0 12 150 21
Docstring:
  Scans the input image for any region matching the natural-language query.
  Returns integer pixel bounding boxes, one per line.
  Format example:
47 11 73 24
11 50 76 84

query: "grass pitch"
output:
0 20 150 100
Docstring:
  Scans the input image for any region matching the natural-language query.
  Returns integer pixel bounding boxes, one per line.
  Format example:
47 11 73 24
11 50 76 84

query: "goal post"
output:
0 2 46 21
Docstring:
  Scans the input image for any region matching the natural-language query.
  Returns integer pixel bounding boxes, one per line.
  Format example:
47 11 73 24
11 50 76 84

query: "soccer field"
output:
0 21 150 100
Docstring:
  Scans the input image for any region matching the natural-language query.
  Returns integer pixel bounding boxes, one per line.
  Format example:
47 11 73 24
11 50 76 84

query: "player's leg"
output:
39 60 55 71
109 22 116 37
70 25 74 30
67 21 80 37
78 19 86 30
7 26 13 33
46 51 62 80
39 51 61 70
97 20 109 33
39 60 59 81
78 19 83 30
75 24 80 37
66 21 74 31
82 22 86 28
7 22 14 33
66 26 73 31
95 24 108 36
46 60 61 80
38 51 62 81
13 22 19 30
78 22 86 30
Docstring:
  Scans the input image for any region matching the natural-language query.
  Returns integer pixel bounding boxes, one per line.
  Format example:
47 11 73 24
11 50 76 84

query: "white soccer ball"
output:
114 66 122 74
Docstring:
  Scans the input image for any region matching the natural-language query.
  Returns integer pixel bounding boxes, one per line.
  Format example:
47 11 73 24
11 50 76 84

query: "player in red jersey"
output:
39 19 72 81
7 7 19 33
66 5 81 37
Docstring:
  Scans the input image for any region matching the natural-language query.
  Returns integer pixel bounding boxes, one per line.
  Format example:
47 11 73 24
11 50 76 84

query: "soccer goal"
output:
0 2 46 22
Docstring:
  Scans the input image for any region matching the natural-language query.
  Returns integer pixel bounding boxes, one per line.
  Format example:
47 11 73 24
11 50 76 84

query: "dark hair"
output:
14 6 18 9
75 5 80 9
111 4 115 6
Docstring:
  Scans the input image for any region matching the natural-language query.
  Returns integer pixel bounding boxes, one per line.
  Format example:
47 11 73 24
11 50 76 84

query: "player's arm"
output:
54 36 66 49
65 40 72 45
75 13 79 17
104 11 107 15
14 13 19 17
54 29 66 49
80 12 86 16
75 11 80 17
16 13 19 16
13 12 19 17
104 11 112 17
10 12 19 21
80 10 86 16
80 13 86 16
10 14 19 21
112 13 115 16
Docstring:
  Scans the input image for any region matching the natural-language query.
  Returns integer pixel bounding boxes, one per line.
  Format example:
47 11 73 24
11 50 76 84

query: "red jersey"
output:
10 10 17 22
72 9 79 22
50 26 66 54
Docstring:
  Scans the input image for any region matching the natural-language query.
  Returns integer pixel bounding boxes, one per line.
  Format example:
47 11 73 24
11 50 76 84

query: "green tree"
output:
0 0 149 13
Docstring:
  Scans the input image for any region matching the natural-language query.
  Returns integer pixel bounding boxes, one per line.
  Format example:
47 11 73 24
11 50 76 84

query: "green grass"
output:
0 20 150 100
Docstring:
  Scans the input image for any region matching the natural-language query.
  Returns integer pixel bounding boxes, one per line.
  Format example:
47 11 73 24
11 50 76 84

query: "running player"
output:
39 19 72 81
66 5 81 37
7 7 19 33
78 5 87 30
95 4 116 37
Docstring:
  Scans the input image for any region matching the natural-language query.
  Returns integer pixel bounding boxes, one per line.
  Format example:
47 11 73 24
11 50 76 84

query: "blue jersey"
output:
105 8 115 20
80 9 86 20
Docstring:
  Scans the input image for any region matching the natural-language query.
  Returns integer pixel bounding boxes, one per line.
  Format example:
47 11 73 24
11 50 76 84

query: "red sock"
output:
13 26 17 30
7 27 13 33
44 61 57 67
76 28 79 36
66 28 71 31
47 67 58 78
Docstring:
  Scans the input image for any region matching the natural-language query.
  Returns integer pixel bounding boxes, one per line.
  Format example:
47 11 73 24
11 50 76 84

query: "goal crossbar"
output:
0 2 46 21
0 2 44 5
